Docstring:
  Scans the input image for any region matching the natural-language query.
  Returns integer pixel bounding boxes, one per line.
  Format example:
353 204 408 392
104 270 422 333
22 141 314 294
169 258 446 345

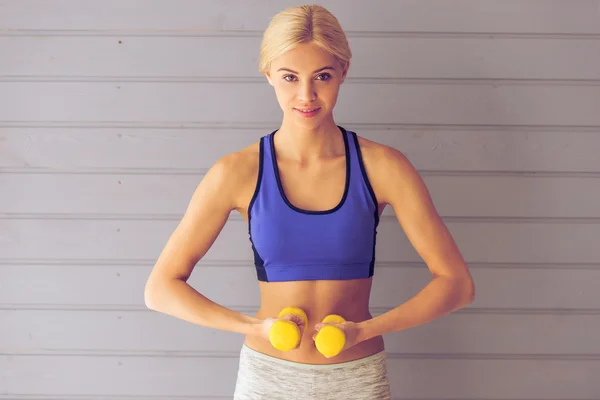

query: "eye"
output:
282 73 332 82
316 73 332 81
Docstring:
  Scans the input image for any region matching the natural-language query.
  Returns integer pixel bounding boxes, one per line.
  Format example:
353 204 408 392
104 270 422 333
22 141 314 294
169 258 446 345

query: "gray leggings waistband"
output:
233 344 392 400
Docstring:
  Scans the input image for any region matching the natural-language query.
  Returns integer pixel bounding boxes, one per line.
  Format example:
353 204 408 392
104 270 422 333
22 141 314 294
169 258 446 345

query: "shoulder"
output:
201 140 261 208
213 140 260 179
354 134 427 206
355 134 413 170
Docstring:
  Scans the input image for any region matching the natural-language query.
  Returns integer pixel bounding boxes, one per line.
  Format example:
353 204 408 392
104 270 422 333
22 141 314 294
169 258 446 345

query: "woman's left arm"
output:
356 144 475 343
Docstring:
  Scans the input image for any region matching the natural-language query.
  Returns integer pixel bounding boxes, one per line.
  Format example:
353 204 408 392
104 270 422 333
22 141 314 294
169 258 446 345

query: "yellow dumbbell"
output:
314 314 346 357
269 307 308 351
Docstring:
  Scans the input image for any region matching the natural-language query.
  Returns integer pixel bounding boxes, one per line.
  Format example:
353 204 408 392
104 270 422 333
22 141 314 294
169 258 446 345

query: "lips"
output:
294 107 321 113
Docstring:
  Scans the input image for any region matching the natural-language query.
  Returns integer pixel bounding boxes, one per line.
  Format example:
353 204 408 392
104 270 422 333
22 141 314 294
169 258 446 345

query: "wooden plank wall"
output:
1 1 599 398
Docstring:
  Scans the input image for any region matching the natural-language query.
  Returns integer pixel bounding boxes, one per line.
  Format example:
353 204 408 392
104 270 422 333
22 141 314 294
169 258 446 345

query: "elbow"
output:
450 278 474 313
144 274 185 311
144 277 166 311
462 276 476 305
447 273 475 307
437 271 476 306
144 279 157 310
465 289 475 306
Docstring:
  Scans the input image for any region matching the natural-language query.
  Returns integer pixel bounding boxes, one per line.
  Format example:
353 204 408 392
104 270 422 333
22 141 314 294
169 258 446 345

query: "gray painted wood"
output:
1 263 599 310
4 310 599 355
3 173 600 218
3 82 600 125
2 219 600 263
2 0 599 398
3 0 600 34
2 356 600 397
4 36 600 79
3 128 600 172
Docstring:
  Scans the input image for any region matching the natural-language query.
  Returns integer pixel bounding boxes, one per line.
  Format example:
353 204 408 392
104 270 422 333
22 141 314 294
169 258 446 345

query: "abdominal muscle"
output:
243 277 385 365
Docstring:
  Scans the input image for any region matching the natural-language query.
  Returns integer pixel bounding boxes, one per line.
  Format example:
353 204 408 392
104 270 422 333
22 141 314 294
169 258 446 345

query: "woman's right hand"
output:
254 313 307 349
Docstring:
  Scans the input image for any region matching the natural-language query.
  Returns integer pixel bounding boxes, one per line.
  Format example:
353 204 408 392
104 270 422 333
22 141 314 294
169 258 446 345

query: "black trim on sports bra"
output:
351 131 380 224
248 137 266 280
248 136 265 217
350 131 380 276
269 125 351 215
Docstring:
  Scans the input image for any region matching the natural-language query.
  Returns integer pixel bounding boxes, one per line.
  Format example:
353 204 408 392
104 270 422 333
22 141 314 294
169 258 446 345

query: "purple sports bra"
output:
248 125 379 282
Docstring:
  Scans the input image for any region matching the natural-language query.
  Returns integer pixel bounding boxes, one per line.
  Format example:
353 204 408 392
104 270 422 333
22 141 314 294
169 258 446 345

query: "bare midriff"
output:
244 277 385 365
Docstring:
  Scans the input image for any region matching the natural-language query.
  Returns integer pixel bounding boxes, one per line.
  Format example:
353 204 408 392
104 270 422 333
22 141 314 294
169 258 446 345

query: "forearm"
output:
358 275 474 341
145 278 262 335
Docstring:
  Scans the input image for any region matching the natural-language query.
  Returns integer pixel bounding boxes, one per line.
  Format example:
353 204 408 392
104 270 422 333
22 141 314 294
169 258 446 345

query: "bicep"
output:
379 149 469 279
148 159 235 282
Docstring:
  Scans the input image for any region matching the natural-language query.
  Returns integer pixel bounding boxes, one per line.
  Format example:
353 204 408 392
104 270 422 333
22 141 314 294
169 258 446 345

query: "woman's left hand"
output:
311 320 364 357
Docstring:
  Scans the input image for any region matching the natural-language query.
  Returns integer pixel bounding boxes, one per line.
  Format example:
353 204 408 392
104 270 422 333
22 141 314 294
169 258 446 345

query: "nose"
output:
297 80 317 102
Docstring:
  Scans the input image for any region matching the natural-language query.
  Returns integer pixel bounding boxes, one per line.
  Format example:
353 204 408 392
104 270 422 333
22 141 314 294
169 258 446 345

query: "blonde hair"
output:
258 4 352 74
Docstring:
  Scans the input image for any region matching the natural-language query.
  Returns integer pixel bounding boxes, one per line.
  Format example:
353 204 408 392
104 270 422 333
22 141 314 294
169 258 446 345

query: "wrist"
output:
242 316 263 336
356 318 378 342
240 315 263 336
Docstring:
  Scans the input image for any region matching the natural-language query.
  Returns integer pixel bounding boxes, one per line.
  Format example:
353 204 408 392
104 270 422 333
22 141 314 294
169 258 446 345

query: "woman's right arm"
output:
143 153 263 336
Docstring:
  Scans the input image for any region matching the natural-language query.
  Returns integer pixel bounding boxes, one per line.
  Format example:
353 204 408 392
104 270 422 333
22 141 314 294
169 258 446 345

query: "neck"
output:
274 116 342 163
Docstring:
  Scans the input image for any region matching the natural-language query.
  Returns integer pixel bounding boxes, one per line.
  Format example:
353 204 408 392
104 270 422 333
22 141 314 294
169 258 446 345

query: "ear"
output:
265 70 274 87
340 61 350 84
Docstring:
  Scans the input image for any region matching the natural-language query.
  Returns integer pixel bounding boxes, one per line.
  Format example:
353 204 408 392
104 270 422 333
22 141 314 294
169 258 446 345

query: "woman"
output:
144 4 475 399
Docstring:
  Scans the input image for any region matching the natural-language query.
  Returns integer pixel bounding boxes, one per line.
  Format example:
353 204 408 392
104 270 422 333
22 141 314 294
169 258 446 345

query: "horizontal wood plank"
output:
2 0 599 35
2 310 598 355
2 219 600 264
1 355 598 398
1 264 599 310
3 36 600 79
2 128 600 173
3 82 600 126
2 173 599 218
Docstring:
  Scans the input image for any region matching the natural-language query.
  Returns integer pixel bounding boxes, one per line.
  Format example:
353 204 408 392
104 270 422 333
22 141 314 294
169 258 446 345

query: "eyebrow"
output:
276 66 335 74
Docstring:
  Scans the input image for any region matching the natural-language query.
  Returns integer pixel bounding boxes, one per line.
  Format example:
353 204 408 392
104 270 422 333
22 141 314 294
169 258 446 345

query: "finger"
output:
281 314 303 327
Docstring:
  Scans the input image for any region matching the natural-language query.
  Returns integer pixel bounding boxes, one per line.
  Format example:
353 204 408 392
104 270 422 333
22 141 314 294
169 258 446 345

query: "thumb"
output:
280 314 304 326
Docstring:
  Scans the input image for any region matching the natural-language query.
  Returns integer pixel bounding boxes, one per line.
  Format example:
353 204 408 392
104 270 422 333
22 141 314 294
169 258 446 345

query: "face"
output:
265 42 349 126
